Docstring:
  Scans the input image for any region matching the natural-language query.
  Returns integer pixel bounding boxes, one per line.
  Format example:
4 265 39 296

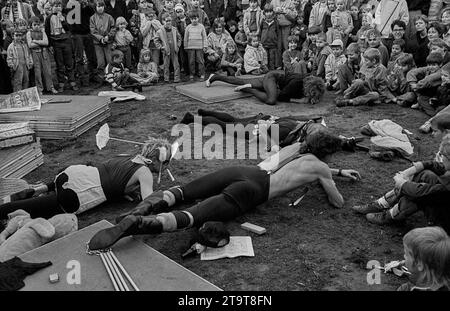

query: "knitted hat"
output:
330 39 343 48
174 3 184 12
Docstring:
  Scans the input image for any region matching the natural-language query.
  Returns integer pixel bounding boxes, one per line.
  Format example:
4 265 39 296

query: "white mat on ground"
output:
98 91 146 102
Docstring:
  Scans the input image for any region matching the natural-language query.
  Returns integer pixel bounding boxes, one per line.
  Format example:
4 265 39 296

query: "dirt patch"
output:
23 80 437 291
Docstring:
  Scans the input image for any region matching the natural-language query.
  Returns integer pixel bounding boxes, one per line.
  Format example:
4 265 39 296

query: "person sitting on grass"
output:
105 49 142 92
388 54 417 107
335 48 393 107
244 34 269 75
352 134 450 229
205 69 326 105
0 138 173 220
87 129 362 251
397 226 450 291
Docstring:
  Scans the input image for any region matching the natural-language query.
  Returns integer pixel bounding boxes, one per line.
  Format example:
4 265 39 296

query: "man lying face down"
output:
88 126 362 251
0 139 173 220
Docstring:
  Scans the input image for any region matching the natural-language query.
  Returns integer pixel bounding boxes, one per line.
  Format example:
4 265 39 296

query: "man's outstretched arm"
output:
318 165 345 208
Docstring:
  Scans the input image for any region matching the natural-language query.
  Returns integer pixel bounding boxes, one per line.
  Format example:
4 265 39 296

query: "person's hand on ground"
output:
341 169 361 181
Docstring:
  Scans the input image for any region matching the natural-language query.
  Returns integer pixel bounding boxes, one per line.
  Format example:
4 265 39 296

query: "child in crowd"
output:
243 0 263 37
325 38 346 90
389 54 416 107
105 49 142 91
7 29 33 92
348 4 361 43
113 17 133 69
327 0 353 46
227 20 239 39
156 13 182 83
311 31 332 78
303 26 320 73
282 35 306 75
130 48 159 84
186 0 210 32
184 11 207 80
206 21 232 72
174 3 189 74
398 227 450 291
429 38 450 64
141 8 163 69
244 34 268 75
45 0 78 91
159 0 177 23
26 16 58 95
407 52 444 115
335 48 393 107
261 3 281 70
234 21 248 56
90 0 116 83
366 28 388 67
321 0 336 35
273 0 297 52
294 14 308 47
354 13 373 43
337 42 361 94
220 40 243 76
387 38 406 72
2 20 14 51
426 62 450 117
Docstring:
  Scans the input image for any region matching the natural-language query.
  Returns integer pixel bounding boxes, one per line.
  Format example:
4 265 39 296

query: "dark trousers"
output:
187 49 205 76
265 47 280 70
179 166 269 226
53 39 75 84
72 33 97 82
210 72 279 105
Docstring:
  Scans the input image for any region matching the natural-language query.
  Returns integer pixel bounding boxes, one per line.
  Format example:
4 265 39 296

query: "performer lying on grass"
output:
88 128 362 251
204 70 326 106
352 134 450 232
180 108 363 150
0 139 172 220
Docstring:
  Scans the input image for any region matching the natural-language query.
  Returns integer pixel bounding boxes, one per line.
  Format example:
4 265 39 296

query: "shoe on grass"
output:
419 121 432 133
352 201 384 214
411 103 419 109
366 210 394 225
205 74 214 87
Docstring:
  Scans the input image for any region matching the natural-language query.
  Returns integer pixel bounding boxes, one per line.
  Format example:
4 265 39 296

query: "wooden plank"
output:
176 81 252 104
0 178 30 198
6 155 44 179
19 220 221 291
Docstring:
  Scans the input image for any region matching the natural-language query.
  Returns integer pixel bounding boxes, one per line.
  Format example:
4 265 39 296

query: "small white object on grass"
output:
241 222 266 235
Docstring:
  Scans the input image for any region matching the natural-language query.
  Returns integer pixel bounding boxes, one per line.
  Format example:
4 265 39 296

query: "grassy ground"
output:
24 78 439 291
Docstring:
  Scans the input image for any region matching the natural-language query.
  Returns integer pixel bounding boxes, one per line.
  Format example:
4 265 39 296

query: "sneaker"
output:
411 103 419 109
352 201 384 214
70 82 79 91
50 87 58 95
335 98 350 107
366 211 394 225
419 121 432 133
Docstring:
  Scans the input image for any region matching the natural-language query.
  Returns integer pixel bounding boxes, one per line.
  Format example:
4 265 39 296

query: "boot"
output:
88 215 163 250
351 201 384 214
115 190 165 223
366 210 394 225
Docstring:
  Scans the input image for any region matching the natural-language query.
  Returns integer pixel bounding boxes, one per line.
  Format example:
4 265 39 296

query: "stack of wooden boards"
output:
0 96 111 139
0 123 43 178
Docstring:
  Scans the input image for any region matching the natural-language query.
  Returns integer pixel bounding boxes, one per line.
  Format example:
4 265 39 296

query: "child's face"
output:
309 33 318 43
347 51 359 62
391 44 402 56
367 34 379 48
415 19 427 32
96 4 105 14
442 70 450 85
214 26 223 35
192 0 199 7
251 38 259 47
249 1 258 9
442 12 450 26
44 5 52 15
265 11 274 19
362 4 371 14
336 0 345 11
403 244 420 284
430 45 446 57
165 0 174 10
164 17 172 28
428 27 440 41
5 23 14 34
139 0 148 10
229 25 236 33
119 22 126 30
114 54 124 64
350 6 358 16
316 37 326 48
296 16 304 25
361 15 370 26
327 0 336 12
331 46 343 57
13 33 23 42
428 63 441 73
143 53 151 62
288 41 297 50
238 23 243 32
54 4 62 13
392 24 405 40
191 17 199 25
32 21 40 31
227 45 236 54
364 57 376 68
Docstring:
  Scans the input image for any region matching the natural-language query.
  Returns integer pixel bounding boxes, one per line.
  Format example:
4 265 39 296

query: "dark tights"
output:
210 71 280 105
0 194 65 219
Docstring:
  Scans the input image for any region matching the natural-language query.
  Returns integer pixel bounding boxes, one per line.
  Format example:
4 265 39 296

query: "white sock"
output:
156 213 177 232
389 204 399 219
163 191 176 206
